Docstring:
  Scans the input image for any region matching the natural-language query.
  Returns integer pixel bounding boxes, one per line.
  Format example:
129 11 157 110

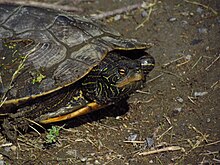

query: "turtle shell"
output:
0 4 151 107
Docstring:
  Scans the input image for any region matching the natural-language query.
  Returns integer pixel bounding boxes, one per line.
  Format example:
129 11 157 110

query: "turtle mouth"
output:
115 72 144 88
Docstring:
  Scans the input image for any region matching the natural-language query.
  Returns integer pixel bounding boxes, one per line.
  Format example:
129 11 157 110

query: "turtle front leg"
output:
39 102 105 124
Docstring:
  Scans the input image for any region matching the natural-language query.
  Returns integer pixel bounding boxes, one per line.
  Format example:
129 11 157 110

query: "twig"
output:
124 140 145 144
164 115 172 125
211 80 219 89
162 56 184 68
191 56 203 69
28 125 41 136
184 125 210 158
17 138 42 150
146 73 164 84
187 96 196 104
135 0 157 30
138 146 185 156
55 0 94 5
0 0 82 12
136 90 150 94
200 140 220 148
205 54 220 71
96 123 118 131
190 125 208 142
157 126 173 141
0 143 13 147
25 118 46 131
0 96 7 108
200 150 219 156
213 158 220 163
91 2 143 19
103 156 120 165
162 70 184 81
128 97 154 104
176 60 190 67
184 0 218 16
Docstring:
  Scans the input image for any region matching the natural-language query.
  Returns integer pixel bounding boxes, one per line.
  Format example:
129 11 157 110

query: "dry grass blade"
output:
187 96 196 104
0 97 7 109
205 54 220 71
200 150 219 156
0 0 82 12
135 0 158 30
28 125 41 136
156 126 173 141
124 140 145 144
162 70 184 81
146 73 164 84
91 2 142 19
136 90 150 94
0 143 12 147
184 0 218 15
138 146 185 156
191 56 203 69
162 56 184 68
211 80 219 89
18 138 45 150
25 118 46 131
176 60 190 67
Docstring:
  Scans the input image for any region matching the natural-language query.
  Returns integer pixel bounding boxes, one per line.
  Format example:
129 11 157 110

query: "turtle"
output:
0 4 155 140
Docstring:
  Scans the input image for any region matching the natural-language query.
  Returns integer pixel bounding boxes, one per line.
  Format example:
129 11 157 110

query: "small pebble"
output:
10 145 17 152
116 116 120 120
80 156 87 162
207 118 211 123
196 7 203 14
77 153 87 162
149 160 154 163
90 153 95 156
181 11 190 16
174 107 182 113
127 133 138 141
0 56 5 60
94 160 101 165
185 54 192 61
141 2 148 8
86 162 93 165
198 27 208 34
181 20 188 25
205 46 210 51
189 12 194 16
114 15 121 21
146 137 154 148
176 97 184 103
194 91 208 97
141 10 148 17
168 17 177 22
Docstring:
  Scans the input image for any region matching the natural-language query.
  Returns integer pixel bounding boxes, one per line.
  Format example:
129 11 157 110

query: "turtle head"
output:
82 51 155 104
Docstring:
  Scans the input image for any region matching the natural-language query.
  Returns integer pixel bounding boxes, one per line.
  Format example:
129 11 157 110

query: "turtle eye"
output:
118 68 127 76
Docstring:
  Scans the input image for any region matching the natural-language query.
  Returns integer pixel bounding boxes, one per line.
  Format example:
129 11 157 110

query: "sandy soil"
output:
0 0 219 164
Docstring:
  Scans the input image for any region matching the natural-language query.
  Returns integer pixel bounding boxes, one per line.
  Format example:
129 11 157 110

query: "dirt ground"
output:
0 0 220 164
